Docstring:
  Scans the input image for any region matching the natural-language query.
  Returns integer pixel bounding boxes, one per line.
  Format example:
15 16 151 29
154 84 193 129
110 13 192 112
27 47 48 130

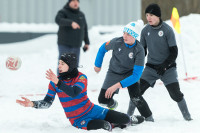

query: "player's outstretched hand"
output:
16 97 34 107
46 69 59 84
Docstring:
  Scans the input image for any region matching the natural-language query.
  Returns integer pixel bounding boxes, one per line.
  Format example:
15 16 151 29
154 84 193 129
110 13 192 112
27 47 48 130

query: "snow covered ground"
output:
0 14 200 133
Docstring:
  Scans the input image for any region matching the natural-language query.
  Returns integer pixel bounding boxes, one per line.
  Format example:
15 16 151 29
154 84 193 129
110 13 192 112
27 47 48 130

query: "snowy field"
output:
0 14 200 133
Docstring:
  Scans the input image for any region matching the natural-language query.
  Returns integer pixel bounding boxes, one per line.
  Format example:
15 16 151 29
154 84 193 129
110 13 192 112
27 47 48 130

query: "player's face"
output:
123 32 136 45
69 0 79 9
58 60 69 73
146 13 160 26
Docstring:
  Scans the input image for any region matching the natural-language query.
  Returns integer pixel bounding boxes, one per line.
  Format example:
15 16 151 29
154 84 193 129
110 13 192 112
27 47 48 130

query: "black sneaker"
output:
103 121 112 131
184 116 193 121
130 115 145 126
145 115 154 122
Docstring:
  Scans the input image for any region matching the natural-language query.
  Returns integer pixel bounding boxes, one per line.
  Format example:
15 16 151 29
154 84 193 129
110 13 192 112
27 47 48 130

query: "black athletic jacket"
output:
55 3 90 47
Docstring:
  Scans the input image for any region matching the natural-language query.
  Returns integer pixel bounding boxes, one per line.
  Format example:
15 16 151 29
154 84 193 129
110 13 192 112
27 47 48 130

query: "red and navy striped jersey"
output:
46 72 94 125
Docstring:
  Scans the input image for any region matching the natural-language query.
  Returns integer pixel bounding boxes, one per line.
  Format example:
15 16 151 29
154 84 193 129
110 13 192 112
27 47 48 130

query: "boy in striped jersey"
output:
16 53 144 131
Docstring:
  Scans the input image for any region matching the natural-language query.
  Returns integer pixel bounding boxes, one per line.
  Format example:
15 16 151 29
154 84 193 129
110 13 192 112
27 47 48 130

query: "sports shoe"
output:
103 121 112 131
184 116 193 121
130 115 145 126
145 115 154 122
108 100 118 110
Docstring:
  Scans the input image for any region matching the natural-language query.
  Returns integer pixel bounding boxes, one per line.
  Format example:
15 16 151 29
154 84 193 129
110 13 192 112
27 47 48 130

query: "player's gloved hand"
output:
156 62 169 76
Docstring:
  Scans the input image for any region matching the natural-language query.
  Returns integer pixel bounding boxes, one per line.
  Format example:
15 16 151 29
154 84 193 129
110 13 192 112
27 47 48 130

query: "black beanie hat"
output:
145 3 161 17
60 53 77 72
68 0 79 3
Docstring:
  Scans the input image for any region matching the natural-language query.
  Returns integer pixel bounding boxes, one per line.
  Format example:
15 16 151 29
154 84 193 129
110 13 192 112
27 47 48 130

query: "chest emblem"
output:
118 48 121 52
148 32 150 36
158 30 164 37
129 52 134 59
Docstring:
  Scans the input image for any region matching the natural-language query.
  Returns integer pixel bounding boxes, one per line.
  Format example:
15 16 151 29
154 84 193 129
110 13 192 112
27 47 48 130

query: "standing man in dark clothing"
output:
127 3 192 121
55 0 90 67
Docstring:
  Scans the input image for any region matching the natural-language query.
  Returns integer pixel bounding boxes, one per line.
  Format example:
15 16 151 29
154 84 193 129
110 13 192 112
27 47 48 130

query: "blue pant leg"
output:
73 105 109 129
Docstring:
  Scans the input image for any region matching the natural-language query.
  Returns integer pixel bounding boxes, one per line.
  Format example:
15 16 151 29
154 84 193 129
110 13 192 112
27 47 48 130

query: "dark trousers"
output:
87 110 130 130
140 79 183 102
98 82 152 118
98 89 115 107
127 82 152 118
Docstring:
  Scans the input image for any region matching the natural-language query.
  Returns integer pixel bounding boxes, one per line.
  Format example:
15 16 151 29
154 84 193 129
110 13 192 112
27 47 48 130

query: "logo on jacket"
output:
79 76 86 80
158 30 164 37
148 32 150 36
129 52 133 59
80 120 86 125
118 48 121 51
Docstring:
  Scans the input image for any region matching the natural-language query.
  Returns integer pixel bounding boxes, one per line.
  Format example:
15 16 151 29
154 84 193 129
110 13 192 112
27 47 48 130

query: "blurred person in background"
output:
55 0 90 71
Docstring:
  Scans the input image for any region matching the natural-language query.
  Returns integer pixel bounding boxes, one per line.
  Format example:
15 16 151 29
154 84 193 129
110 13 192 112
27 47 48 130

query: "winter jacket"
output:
55 3 90 47
95 37 145 88
140 21 177 65
32 72 94 126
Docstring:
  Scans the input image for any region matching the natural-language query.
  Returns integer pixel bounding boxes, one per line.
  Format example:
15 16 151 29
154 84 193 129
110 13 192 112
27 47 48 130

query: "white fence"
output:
0 0 141 28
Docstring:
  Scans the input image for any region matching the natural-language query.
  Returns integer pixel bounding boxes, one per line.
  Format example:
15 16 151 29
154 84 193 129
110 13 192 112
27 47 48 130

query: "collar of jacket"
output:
58 68 79 80
151 19 163 30
124 41 136 48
